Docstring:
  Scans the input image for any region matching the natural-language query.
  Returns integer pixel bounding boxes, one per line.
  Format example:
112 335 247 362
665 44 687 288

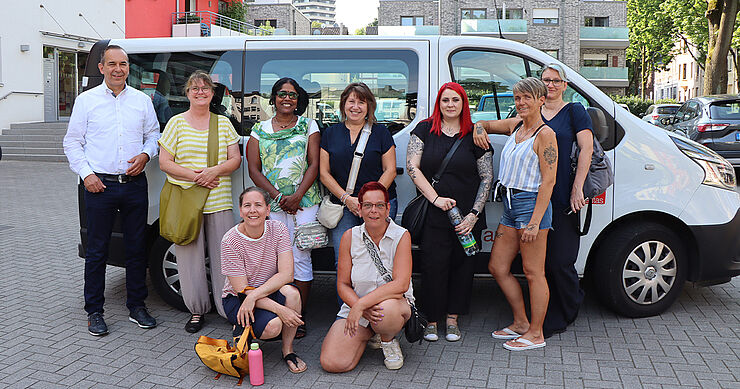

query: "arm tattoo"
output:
406 135 424 180
543 144 557 166
475 122 486 135
473 150 494 213
526 223 537 231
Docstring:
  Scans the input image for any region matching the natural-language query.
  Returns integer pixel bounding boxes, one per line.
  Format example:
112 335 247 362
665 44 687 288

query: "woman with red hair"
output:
405 82 493 342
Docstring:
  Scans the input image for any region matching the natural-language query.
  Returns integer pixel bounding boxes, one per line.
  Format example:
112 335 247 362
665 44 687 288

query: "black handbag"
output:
401 136 464 244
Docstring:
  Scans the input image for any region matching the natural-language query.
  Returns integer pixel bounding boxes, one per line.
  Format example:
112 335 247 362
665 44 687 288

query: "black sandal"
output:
282 352 307 374
295 323 307 339
185 314 204 333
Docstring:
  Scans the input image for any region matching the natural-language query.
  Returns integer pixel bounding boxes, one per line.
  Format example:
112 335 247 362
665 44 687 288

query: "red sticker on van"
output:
591 192 606 204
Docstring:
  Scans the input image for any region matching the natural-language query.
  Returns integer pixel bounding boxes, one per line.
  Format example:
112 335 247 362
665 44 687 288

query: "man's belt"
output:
95 172 144 183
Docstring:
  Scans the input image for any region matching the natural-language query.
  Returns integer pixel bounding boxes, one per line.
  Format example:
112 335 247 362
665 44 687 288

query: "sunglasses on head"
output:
276 90 298 100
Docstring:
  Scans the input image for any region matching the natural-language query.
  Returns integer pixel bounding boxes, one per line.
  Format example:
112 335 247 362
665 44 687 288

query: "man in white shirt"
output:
63 45 160 336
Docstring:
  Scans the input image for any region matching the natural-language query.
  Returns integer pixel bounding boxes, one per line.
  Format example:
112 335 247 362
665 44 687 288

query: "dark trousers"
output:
419 224 478 324
83 175 149 314
543 207 584 331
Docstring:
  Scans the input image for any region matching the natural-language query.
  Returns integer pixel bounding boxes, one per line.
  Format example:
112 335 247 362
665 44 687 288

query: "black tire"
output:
148 236 188 312
593 222 687 318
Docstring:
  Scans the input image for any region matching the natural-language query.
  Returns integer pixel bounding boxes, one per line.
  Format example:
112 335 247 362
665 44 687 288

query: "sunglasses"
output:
276 90 298 100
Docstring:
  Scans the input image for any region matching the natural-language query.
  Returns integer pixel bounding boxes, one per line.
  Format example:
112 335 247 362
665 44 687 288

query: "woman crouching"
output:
320 182 414 372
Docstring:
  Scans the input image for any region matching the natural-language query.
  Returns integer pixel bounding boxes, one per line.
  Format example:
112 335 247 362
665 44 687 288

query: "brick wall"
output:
247 3 311 34
378 0 438 27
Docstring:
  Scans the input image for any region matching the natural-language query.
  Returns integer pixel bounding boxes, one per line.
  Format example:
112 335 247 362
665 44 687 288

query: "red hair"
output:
424 82 473 138
358 181 390 204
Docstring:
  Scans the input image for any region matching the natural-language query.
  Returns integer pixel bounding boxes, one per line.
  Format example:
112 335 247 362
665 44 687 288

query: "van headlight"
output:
670 135 736 190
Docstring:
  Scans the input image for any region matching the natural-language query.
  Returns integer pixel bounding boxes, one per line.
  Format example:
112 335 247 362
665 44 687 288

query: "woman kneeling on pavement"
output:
481 77 557 350
220 187 307 373
320 182 414 372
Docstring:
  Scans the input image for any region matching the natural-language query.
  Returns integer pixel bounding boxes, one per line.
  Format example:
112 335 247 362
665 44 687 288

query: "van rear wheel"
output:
593 222 687 318
148 236 188 311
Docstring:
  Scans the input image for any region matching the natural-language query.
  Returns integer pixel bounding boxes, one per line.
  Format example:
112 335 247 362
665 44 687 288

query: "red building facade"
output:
125 0 223 38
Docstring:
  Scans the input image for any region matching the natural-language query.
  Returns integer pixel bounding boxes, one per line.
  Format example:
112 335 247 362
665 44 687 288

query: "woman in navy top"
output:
473 63 594 339
319 83 398 268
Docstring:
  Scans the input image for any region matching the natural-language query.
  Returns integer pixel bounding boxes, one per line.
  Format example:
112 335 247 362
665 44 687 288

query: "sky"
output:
335 0 379 32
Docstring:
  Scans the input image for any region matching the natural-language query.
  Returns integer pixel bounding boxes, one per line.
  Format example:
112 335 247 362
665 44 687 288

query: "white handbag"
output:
317 123 372 228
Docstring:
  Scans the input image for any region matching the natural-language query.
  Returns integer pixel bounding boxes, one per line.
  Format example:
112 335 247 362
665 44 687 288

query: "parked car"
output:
76 36 739 319
661 95 740 167
471 92 515 122
642 103 680 126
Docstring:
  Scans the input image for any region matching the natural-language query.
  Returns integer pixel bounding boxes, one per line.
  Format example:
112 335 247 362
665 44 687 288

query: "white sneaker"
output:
380 338 404 370
367 333 381 349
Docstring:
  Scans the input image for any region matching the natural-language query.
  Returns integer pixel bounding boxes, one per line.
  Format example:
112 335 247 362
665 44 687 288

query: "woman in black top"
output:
406 82 493 342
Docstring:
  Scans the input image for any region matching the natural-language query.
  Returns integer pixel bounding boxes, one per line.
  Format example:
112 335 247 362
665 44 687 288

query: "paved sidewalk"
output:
0 161 738 388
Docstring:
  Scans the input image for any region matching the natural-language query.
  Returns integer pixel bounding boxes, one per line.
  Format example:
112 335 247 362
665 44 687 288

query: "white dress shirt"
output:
63 83 160 179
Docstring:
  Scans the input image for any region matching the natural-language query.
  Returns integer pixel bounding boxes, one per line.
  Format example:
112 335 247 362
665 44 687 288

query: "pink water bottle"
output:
248 342 264 386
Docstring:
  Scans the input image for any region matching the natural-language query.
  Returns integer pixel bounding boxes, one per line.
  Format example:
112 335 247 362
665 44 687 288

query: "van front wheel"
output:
148 236 188 311
594 222 687 318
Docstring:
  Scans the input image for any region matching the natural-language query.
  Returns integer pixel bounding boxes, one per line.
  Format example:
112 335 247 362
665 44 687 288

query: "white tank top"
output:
499 123 546 192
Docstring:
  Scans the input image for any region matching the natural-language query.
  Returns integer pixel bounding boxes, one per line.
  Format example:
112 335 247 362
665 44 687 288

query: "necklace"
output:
515 121 544 143
441 124 460 136
272 116 296 129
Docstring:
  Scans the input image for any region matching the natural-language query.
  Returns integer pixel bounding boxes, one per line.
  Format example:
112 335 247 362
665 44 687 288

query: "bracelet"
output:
433 196 439 205
273 192 283 204
340 192 350 204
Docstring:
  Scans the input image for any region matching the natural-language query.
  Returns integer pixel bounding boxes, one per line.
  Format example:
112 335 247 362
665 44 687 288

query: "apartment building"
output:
653 41 738 102
293 0 336 26
377 0 628 95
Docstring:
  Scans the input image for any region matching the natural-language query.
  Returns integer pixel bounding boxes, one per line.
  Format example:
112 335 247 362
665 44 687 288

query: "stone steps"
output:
0 121 68 162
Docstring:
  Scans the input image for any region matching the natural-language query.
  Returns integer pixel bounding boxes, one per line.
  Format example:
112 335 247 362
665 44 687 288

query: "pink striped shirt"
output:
220 220 292 297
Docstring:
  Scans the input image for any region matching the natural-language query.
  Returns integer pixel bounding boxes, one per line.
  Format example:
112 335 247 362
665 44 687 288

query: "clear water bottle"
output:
447 206 479 256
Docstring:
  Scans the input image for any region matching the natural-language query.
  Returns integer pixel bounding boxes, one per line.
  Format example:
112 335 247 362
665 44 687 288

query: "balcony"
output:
377 25 440 36
171 11 271 37
461 19 527 42
580 66 629 87
580 27 629 49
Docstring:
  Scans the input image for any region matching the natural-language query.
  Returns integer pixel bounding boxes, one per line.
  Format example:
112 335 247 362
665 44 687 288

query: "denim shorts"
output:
500 189 553 230
223 287 291 339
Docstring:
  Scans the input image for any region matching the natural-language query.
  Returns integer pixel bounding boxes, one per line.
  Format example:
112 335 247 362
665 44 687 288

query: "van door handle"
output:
396 167 404 175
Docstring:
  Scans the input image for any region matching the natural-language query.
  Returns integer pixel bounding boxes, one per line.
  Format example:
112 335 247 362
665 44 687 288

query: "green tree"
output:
219 0 247 22
661 0 707 67
311 21 323 29
626 0 676 97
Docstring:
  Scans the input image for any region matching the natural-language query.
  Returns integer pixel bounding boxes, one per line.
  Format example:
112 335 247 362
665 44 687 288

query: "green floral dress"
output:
251 116 321 212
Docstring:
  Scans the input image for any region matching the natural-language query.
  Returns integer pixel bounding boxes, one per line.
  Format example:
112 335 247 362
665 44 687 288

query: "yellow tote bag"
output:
159 113 219 245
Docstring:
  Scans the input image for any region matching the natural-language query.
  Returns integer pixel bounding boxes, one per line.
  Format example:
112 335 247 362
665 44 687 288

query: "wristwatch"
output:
470 209 480 217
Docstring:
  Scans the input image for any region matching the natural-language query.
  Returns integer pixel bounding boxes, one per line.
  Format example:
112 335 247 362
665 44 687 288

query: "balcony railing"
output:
580 27 629 49
461 19 528 41
377 25 440 36
580 66 628 87
171 11 272 37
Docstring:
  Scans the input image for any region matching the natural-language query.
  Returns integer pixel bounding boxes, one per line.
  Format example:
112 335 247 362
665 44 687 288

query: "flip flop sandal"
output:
491 327 522 340
283 352 307 374
295 323 307 339
503 337 546 351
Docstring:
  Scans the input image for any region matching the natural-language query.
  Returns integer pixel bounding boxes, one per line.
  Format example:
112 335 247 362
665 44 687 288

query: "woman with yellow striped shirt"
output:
158 70 241 333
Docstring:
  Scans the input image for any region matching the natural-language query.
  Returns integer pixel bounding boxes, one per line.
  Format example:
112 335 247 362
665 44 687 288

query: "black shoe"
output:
88 312 109 336
185 314 205 333
129 307 157 329
543 327 566 339
295 323 307 339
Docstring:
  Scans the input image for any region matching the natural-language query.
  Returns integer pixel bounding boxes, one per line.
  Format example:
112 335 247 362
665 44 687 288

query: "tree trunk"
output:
731 48 740 92
704 0 738 95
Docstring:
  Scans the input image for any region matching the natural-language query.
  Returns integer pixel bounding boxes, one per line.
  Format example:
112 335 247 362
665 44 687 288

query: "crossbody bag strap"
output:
345 123 373 194
430 136 464 187
207 113 220 167
362 232 393 284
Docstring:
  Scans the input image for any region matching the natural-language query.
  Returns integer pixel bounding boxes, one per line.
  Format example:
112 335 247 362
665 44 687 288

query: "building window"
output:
400 16 424 26
544 50 559 59
612 56 619 67
496 9 523 19
584 16 609 27
254 19 278 28
583 54 608 67
461 9 486 19
682 64 687 80
532 9 559 25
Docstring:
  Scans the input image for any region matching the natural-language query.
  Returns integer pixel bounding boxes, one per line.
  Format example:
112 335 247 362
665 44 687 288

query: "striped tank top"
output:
499 123 546 192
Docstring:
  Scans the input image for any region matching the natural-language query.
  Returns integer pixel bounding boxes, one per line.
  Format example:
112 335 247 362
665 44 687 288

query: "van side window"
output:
127 51 243 133
529 62 590 107
243 49 419 135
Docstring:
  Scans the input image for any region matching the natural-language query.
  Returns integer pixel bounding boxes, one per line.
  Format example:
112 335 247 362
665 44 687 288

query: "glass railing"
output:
579 66 628 80
461 19 527 34
579 26 629 40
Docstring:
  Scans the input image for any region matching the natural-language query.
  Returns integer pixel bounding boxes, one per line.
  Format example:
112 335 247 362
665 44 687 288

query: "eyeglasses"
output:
542 78 564 86
276 90 299 100
361 202 387 211
189 86 212 93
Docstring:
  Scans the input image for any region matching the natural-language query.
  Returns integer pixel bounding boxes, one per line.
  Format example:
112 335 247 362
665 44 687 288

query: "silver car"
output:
642 103 680 126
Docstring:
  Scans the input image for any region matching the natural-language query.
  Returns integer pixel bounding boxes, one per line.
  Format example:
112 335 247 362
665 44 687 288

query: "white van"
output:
76 35 740 318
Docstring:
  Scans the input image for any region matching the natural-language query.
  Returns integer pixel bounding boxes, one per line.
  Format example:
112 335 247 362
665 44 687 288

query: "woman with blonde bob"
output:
158 70 241 333
476 77 557 350
319 182 413 372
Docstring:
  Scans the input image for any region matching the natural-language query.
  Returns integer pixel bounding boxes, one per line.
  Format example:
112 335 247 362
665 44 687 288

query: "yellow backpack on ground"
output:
195 325 255 385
